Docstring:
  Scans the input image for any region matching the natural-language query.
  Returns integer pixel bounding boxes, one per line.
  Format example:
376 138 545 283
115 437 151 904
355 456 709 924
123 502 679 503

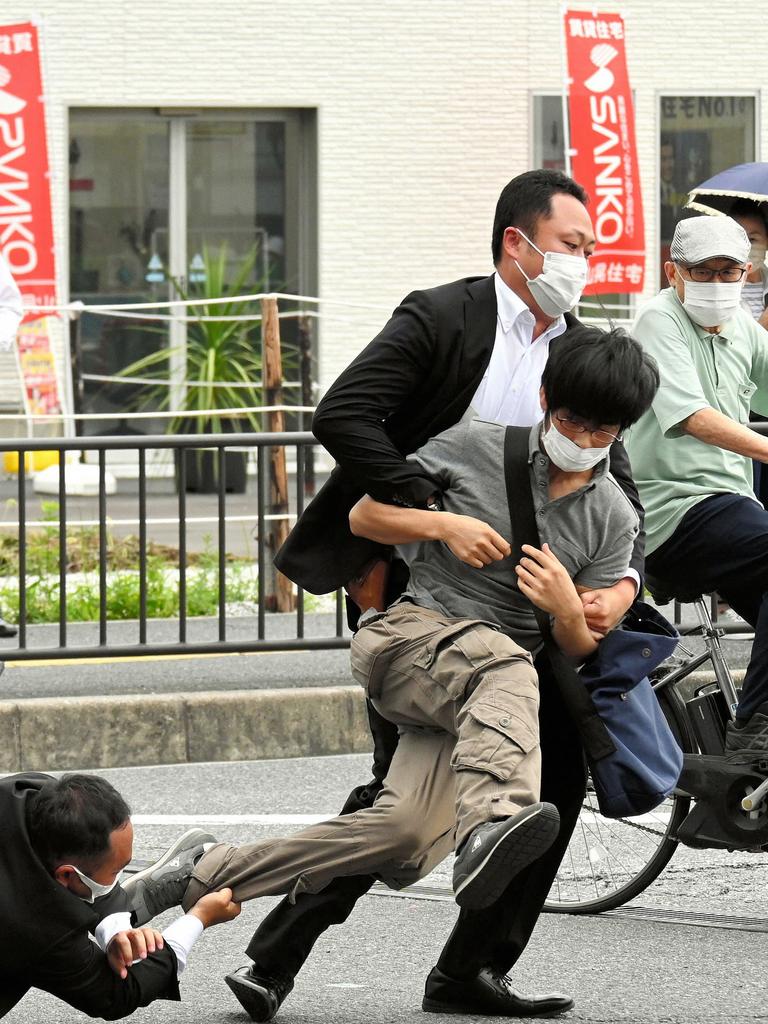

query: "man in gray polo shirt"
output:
128 327 657 1022
625 215 768 757
343 325 653 916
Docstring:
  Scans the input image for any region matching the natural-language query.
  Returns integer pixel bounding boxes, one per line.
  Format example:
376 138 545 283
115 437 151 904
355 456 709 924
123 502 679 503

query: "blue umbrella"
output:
687 162 768 215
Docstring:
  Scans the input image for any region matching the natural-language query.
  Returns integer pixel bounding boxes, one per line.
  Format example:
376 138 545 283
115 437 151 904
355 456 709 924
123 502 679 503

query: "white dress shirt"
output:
95 911 203 977
469 272 566 426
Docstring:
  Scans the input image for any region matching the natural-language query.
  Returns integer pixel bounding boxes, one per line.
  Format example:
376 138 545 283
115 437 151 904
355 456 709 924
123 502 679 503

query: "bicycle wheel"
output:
544 685 693 914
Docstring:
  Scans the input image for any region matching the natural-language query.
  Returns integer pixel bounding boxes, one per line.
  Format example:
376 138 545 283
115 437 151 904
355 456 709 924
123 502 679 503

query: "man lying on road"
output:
0 772 238 1020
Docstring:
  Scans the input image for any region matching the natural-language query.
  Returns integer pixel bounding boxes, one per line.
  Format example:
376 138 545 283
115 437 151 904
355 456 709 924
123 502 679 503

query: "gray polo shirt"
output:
402 418 639 653
624 287 768 554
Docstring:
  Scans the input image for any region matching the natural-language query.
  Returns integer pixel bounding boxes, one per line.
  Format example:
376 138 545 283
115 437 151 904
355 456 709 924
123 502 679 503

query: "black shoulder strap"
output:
503 426 615 761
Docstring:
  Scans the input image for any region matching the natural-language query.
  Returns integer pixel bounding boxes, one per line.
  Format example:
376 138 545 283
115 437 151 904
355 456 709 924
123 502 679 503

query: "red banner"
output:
0 21 56 318
563 9 644 294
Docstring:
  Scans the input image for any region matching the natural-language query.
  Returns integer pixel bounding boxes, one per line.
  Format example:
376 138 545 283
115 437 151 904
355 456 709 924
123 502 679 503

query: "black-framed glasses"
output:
680 264 748 284
554 414 621 446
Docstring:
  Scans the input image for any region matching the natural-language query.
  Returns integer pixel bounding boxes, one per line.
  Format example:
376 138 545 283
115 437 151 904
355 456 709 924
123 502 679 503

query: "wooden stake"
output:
261 295 295 612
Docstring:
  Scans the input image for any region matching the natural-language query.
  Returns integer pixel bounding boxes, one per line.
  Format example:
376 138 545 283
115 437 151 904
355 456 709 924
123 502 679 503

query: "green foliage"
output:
117 244 275 433
0 508 263 624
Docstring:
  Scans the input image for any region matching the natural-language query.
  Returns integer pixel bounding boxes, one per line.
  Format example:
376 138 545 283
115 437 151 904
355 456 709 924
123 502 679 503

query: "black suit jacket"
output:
0 773 180 1020
276 274 645 593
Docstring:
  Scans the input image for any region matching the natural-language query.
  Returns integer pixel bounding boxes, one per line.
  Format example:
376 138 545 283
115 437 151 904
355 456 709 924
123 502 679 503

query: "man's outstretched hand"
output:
107 927 164 979
188 887 242 929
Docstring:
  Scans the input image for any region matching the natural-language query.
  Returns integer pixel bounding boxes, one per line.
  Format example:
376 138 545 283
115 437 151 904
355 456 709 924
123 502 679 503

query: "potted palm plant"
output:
118 244 268 493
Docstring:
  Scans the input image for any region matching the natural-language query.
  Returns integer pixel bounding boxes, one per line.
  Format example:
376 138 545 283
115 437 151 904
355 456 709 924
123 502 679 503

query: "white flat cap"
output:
670 216 750 265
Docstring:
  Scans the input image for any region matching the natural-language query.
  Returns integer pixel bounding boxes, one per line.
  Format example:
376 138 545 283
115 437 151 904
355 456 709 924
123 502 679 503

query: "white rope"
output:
71 307 313 324
81 374 308 390
0 405 316 422
27 292 394 315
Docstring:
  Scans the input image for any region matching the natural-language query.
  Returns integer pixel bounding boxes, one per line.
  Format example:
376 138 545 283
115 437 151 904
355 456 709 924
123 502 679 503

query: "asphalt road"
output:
5 753 768 1024
0 614 352 699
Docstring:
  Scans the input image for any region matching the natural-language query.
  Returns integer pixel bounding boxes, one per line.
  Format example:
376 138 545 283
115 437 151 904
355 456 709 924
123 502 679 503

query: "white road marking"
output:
132 813 330 825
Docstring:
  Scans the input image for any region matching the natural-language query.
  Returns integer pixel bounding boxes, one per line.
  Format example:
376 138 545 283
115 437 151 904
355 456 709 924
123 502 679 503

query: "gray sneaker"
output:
453 803 560 909
725 703 768 761
123 828 217 925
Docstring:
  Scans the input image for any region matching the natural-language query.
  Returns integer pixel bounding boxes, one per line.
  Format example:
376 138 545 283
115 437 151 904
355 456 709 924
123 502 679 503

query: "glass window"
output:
187 120 286 292
532 95 567 174
69 115 170 429
659 95 756 286
69 110 314 434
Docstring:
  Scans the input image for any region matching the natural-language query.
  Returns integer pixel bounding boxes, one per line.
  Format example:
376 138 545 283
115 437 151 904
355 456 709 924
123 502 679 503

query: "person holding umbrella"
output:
727 199 768 328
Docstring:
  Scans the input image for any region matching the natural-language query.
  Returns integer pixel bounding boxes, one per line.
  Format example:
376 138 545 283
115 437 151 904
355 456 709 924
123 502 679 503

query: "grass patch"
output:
0 500 261 624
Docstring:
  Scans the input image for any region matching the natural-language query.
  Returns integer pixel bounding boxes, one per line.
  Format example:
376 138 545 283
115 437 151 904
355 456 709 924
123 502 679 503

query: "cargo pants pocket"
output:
451 701 538 782
416 623 533 704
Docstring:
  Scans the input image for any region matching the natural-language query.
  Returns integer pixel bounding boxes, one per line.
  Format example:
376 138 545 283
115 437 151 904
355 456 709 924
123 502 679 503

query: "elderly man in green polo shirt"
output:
625 215 768 757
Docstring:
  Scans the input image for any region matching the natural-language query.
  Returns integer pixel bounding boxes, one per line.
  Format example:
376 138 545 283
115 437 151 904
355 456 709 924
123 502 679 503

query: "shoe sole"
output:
224 972 278 1023
422 995 572 1017
453 804 560 910
122 828 216 893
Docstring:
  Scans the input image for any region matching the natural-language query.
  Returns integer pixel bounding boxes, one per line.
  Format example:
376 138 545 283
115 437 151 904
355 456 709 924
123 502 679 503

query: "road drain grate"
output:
369 882 768 931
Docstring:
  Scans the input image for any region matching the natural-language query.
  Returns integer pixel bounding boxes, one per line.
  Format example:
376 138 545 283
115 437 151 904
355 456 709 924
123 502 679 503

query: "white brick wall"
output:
1 0 766 394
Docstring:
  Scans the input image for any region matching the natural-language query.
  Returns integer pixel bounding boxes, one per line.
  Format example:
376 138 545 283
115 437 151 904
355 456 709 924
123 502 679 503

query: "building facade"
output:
0 0 765 422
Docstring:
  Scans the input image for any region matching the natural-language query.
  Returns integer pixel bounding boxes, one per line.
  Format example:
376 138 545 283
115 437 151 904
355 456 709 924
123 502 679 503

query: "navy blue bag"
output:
503 426 684 819
577 601 683 817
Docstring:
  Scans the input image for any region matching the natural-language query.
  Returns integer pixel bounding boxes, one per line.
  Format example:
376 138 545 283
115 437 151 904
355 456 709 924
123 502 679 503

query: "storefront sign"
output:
0 21 56 317
563 10 644 293
15 316 63 417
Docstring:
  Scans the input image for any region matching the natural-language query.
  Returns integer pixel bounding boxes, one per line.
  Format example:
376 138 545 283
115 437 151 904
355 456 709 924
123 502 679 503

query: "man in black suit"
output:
0 772 239 1020
226 169 644 1020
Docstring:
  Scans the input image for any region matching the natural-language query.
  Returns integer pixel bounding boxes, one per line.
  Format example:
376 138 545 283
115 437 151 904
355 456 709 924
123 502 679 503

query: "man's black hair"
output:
492 169 589 264
541 325 659 431
730 197 768 235
27 773 131 873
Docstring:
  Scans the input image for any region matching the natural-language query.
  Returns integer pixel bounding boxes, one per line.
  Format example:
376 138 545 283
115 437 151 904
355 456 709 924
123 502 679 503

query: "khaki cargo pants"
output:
184 603 540 908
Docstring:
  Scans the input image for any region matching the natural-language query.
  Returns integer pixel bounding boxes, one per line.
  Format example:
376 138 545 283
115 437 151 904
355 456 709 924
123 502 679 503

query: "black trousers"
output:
245 651 586 981
646 492 768 721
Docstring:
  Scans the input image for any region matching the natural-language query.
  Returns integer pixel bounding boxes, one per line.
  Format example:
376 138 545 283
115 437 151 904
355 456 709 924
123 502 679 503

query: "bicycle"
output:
544 575 768 914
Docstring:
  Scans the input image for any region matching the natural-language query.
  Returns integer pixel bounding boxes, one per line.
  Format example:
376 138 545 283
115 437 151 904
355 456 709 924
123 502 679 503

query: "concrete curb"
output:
0 666 745 772
0 686 372 772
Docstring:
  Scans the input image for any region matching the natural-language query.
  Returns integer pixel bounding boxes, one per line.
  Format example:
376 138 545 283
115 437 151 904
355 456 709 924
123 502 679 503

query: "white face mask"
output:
514 228 588 317
682 279 744 328
69 864 123 904
749 242 766 273
541 418 610 473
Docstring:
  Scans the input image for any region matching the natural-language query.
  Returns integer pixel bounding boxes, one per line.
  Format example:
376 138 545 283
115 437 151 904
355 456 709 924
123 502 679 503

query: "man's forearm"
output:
683 406 768 460
552 610 598 661
349 495 443 545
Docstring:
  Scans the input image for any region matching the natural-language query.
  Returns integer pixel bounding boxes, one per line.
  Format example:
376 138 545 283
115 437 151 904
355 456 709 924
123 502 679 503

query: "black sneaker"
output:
725 703 768 760
123 828 217 925
453 803 560 909
225 965 295 1022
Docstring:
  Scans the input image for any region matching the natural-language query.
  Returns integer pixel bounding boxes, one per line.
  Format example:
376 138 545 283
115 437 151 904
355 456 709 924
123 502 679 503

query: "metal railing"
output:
0 424 762 661
0 431 349 661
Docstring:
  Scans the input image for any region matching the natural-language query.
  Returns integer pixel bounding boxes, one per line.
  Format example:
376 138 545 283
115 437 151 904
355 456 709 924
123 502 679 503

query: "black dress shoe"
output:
224 965 294 1022
0 617 17 638
423 966 574 1017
